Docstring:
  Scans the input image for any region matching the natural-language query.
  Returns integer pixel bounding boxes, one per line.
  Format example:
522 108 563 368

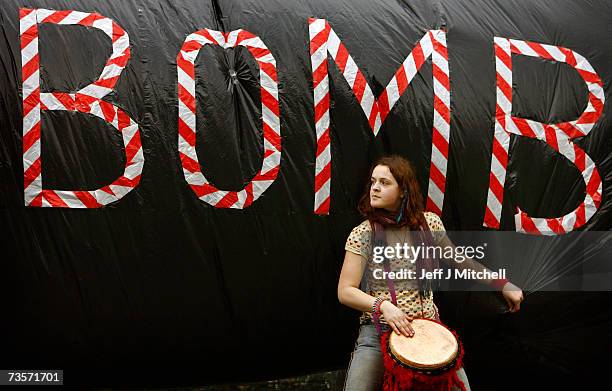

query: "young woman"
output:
338 155 524 391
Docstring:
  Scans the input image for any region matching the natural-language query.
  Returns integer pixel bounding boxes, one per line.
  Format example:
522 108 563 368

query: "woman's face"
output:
370 165 402 212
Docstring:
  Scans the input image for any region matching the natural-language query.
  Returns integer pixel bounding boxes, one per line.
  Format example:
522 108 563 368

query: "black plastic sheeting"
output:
1 0 611 388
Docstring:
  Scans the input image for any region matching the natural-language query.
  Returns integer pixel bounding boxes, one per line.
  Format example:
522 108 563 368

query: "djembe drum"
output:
380 318 467 391
370 217 468 390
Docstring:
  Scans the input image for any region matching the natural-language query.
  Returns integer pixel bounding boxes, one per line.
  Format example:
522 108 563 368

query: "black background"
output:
1 0 611 389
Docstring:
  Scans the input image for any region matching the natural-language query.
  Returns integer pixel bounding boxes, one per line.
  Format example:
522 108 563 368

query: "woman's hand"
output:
380 301 414 337
502 282 524 313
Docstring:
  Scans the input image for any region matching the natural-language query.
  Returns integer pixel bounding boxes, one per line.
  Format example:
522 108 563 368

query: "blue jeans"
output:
344 324 472 391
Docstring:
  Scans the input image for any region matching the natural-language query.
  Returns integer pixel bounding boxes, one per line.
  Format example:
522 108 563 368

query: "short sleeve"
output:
424 212 446 245
345 221 372 259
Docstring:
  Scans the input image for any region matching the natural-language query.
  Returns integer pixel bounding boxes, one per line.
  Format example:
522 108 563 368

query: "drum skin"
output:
388 318 459 370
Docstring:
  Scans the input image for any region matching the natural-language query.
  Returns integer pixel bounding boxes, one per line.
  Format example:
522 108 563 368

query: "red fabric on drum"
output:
380 320 467 391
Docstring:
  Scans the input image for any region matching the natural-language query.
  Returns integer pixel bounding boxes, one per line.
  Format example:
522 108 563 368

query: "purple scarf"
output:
370 210 439 300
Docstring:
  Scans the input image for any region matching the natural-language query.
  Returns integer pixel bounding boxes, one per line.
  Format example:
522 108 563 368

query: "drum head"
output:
388 319 459 370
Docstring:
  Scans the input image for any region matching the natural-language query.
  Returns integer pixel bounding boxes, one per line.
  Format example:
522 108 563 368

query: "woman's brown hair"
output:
357 155 426 229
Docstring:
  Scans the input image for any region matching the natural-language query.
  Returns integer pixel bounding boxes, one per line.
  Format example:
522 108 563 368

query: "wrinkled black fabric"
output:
1 0 611 388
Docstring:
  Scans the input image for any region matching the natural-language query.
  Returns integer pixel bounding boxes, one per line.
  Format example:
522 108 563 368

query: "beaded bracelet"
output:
372 297 385 315
491 278 509 291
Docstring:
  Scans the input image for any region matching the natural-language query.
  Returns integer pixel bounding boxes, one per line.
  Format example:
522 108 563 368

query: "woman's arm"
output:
437 234 500 287
338 250 415 336
437 234 524 312
337 251 375 312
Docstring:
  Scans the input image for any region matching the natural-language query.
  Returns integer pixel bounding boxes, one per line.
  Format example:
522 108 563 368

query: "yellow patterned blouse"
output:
344 211 446 325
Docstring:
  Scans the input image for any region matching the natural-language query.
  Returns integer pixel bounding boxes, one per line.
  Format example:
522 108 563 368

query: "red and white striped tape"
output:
20 7 143 208
484 36 604 234
177 29 281 208
309 18 451 215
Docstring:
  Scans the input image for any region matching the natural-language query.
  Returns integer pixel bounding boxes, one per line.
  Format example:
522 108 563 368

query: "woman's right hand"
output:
380 301 414 337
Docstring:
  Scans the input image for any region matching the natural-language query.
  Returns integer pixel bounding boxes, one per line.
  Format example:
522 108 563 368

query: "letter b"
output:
20 8 143 207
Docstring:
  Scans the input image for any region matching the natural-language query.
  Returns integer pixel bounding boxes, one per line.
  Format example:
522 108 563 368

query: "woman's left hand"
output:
502 282 524 313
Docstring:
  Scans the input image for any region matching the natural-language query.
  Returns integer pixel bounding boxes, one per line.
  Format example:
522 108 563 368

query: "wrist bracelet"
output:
372 297 385 315
375 298 385 314
371 297 381 314
491 278 509 291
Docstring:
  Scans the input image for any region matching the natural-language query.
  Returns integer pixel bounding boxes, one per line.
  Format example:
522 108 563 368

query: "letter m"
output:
308 18 451 215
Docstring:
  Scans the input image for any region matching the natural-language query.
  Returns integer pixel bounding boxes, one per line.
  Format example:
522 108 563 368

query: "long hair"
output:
358 155 437 299
357 155 426 229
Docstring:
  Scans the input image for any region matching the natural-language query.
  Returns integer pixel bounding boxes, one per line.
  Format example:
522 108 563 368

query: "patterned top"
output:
345 211 446 325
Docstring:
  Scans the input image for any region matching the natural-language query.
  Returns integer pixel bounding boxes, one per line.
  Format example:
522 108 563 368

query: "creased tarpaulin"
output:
1 0 611 388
